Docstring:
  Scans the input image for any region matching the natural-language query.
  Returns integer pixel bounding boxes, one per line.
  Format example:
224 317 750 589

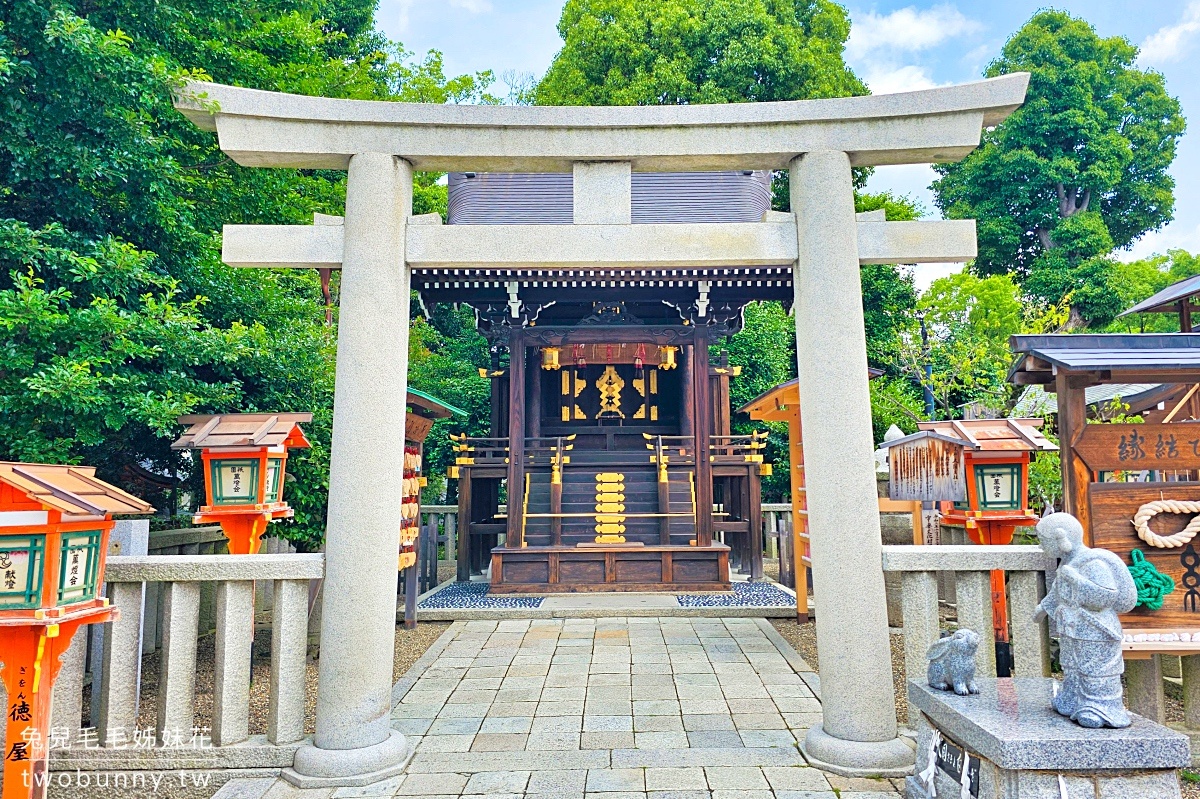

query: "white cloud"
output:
1139 2 1200 66
862 64 940 95
847 4 983 60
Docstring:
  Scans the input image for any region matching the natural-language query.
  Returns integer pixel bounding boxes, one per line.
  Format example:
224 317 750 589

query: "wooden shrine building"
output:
437 172 776 592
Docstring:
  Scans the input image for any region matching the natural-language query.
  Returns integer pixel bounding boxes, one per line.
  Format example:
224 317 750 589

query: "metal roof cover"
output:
0 463 154 518
172 413 314 451
1010 334 1200 377
914 418 1057 453
1119 273 1200 317
448 171 773 225
407 388 468 419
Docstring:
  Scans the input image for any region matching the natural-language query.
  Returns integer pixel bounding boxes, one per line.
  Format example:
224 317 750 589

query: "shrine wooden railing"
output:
710 431 769 462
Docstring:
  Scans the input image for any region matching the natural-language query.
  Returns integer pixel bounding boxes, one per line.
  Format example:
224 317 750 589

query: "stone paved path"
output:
270 617 904 799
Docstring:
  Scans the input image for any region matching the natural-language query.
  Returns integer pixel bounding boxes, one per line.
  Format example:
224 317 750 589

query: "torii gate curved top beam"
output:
175 73 1028 172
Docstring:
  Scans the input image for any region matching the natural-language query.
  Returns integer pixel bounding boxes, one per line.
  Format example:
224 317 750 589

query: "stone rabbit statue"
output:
926 628 980 696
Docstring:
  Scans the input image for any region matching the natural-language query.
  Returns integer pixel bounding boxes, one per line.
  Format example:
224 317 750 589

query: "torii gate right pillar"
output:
790 151 914 776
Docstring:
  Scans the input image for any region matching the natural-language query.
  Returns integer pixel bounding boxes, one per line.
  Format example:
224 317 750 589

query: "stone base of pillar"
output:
799 724 915 778
283 729 413 788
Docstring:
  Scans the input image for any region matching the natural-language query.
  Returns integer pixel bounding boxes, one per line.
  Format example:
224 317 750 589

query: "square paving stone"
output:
732 709 786 729
704 767 769 790
587 768 646 792
436 702 492 719
762 767 832 791
644 767 708 791
480 715 533 734
526 731 581 750
470 732 529 751
679 699 728 715
581 731 635 749
389 717 432 735
584 715 634 732
739 729 797 748
634 731 689 749
687 731 745 748
683 714 736 731
395 772 467 795
710 789 774 799
496 688 543 703
633 715 684 732
532 715 582 733
463 770 530 794
527 769 588 795
488 701 539 717
727 699 775 715
633 700 680 716
428 717 483 735
537 700 585 716
417 734 475 752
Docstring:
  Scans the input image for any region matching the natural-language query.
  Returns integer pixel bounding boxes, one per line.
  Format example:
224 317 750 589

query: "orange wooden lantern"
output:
883 419 1057 674
171 414 312 555
0 463 152 799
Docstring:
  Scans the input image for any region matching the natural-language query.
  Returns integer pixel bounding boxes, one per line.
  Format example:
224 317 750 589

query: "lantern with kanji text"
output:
171 413 311 555
881 419 1058 675
0 462 152 799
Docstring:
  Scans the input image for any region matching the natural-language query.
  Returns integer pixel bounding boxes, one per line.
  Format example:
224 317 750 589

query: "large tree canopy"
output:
0 0 493 548
932 10 1185 327
536 0 867 105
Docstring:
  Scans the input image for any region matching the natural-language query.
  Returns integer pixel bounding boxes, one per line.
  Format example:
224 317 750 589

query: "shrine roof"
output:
407 388 467 419
738 370 883 421
172 413 313 451
0 463 153 517
1119 274 1200 317
1009 334 1200 384
912 419 1057 453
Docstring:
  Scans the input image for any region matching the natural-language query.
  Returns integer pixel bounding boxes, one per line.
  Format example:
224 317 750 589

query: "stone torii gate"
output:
174 73 1028 784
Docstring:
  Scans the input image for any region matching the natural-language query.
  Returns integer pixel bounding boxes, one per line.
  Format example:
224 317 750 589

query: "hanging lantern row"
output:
538 344 678 371
172 413 312 555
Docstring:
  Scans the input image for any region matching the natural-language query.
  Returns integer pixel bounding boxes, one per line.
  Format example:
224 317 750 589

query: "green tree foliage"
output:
535 0 866 106
0 0 493 549
932 10 1185 328
897 272 1026 418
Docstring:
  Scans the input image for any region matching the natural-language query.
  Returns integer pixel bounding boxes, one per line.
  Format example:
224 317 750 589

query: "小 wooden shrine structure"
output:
1009 333 1200 643
441 173 776 592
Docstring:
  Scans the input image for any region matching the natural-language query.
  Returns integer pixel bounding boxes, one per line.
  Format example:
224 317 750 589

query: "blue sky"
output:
376 1 1200 289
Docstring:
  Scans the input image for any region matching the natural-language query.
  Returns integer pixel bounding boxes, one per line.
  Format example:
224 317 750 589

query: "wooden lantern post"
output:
0 463 152 799
171 414 312 555
881 419 1057 675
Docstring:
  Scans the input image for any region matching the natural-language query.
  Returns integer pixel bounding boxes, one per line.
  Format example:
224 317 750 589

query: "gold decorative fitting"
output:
541 346 561 370
659 346 678 370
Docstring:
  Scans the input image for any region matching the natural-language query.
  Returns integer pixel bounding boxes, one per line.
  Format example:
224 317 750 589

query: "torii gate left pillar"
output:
288 152 416 785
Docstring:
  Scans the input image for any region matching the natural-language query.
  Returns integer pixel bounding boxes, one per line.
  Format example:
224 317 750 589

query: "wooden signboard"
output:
1075 423 1200 471
1088 481 1200 631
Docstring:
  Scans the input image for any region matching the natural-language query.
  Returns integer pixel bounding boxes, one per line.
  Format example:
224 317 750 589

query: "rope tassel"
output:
1127 549 1175 610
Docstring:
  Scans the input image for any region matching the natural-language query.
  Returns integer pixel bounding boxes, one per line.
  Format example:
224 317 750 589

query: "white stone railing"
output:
52 553 323 771
881 545 1054 682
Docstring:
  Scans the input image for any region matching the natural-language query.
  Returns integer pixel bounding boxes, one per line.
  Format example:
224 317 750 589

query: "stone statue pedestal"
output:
906 678 1190 799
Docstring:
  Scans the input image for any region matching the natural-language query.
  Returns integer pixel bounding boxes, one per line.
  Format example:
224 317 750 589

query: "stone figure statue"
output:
926 628 980 695
1034 512 1137 729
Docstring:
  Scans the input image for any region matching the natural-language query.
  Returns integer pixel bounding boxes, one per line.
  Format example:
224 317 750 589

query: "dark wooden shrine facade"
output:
422 274 780 593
